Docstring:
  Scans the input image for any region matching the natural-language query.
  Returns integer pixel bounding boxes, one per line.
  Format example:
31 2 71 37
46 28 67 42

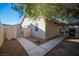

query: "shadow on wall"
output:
27 23 61 40
28 23 46 40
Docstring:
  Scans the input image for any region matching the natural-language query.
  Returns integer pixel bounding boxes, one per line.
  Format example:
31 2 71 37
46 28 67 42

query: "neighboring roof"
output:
51 18 79 26
63 22 79 26
52 16 79 26
2 23 21 27
2 24 11 26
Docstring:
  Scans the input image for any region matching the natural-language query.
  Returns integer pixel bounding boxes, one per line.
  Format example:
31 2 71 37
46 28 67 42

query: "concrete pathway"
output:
17 36 66 56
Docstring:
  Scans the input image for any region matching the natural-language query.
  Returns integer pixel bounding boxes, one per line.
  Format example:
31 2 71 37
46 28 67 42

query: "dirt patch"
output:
26 36 60 46
0 39 29 56
45 38 79 56
26 36 46 45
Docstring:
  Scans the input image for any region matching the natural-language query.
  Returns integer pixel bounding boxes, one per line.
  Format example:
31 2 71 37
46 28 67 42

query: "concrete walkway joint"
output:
17 36 66 56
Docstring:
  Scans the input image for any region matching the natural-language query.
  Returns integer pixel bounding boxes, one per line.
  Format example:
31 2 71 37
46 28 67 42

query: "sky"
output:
0 3 23 25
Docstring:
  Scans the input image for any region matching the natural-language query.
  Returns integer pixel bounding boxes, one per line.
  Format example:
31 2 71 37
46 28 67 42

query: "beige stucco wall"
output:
12 25 17 39
21 17 60 40
4 26 13 40
0 24 4 47
4 24 20 40
15 24 23 38
46 20 60 39
21 17 46 40
23 27 32 37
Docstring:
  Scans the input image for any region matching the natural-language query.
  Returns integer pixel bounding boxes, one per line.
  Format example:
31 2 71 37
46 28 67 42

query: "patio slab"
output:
27 46 47 56
40 36 66 51
17 36 66 56
17 38 37 51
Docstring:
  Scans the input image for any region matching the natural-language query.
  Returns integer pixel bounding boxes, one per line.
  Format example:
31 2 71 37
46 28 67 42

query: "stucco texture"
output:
4 26 13 40
45 20 60 39
0 24 4 47
12 25 17 39
21 17 46 40
4 25 19 40
21 17 60 40
23 27 32 37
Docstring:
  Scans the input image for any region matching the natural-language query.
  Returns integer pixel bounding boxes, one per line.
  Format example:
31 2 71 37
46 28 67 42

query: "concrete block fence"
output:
0 24 4 47
0 23 32 48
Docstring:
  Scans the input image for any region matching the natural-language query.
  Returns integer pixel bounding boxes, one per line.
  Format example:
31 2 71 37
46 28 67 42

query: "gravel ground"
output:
0 39 29 56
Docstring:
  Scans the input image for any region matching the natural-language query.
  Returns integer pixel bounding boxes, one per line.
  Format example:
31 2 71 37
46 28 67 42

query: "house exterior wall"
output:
46 20 60 39
66 26 79 37
21 17 61 40
21 17 46 40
